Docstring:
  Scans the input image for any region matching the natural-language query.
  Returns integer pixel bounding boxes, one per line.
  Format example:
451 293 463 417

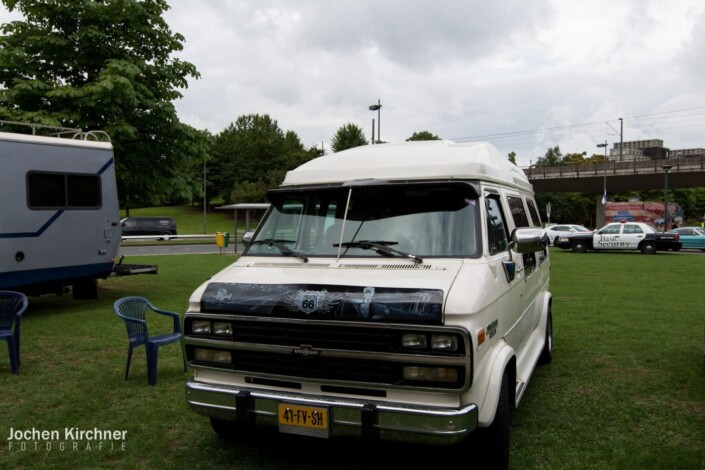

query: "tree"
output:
0 0 203 210
331 123 368 152
534 146 563 166
508 151 517 165
406 131 440 141
210 114 319 203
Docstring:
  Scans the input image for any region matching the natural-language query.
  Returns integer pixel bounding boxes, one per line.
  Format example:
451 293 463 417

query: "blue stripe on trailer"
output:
0 210 64 239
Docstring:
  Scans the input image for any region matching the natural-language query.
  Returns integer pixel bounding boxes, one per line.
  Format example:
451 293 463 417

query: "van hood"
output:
193 258 464 325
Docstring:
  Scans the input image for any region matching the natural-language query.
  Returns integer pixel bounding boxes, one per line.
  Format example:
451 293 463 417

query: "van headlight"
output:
212 321 233 336
190 320 233 336
403 366 458 383
401 332 460 352
401 333 427 349
431 334 459 352
193 348 232 364
192 320 211 334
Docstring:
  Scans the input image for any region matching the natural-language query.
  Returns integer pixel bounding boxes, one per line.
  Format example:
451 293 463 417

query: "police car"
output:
556 221 681 254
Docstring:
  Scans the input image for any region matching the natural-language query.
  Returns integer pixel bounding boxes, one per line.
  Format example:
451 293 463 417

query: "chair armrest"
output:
116 314 147 326
152 307 181 333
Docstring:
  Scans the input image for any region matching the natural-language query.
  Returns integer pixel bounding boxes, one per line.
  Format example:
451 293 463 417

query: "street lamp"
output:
202 157 207 234
597 140 607 222
369 99 381 144
662 164 672 232
597 141 608 227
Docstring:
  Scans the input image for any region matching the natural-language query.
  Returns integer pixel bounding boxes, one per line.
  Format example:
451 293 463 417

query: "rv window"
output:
27 171 102 210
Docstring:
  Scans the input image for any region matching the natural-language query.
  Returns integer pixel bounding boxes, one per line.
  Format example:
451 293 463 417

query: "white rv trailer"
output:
0 122 121 298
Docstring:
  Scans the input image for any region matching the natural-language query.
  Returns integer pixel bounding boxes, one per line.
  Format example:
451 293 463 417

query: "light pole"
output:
202 157 207 234
619 117 623 162
597 141 608 227
662 164 672 232
369 99 381 144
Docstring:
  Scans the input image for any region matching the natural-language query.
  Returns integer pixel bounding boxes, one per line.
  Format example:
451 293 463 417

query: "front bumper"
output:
187 381 478 445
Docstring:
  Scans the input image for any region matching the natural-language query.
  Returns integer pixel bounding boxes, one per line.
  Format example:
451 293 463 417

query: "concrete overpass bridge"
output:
524 155 705 226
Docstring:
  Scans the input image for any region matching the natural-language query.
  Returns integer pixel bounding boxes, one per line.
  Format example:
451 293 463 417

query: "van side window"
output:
525 198 548 262
27 171 101 209
507 195 530 228
526 199 541 227
507 195 538 274
486 196 509 255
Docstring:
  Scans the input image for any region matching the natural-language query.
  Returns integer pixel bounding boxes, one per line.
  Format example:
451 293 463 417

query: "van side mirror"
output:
511 227 548 253
242 231 255 246
502 228 547 282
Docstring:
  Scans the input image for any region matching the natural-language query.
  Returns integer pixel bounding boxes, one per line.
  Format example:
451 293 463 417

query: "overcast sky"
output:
4 1 705 166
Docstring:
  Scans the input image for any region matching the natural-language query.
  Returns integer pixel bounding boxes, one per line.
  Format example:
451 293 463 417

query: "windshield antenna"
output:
337 187 353 261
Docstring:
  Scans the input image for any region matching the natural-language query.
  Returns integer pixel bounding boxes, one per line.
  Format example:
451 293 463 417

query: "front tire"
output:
539 309 554 364
483 372 511 469
572 240 587 253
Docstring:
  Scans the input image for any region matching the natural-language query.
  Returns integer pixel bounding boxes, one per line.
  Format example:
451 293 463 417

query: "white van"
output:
183 141 552 466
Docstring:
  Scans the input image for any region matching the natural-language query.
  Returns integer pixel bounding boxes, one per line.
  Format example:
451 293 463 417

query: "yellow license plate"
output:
278 403 329 438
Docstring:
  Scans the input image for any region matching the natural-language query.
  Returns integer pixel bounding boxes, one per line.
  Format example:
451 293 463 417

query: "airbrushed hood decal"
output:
201 282 443 324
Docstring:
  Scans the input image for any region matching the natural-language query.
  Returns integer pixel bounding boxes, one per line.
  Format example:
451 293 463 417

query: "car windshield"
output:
245 182 481 259
571 225 590 232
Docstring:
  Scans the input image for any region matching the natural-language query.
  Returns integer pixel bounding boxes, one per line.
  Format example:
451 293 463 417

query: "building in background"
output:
609 139 705 162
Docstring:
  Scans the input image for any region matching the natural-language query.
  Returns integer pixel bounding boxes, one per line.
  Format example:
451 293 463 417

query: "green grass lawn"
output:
0 250 703 469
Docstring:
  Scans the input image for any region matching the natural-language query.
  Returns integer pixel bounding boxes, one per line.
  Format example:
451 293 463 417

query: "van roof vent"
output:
249 262 331 268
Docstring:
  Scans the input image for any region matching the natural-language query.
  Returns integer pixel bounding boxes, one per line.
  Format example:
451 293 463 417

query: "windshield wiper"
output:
334 240 423 264
249 239 308 262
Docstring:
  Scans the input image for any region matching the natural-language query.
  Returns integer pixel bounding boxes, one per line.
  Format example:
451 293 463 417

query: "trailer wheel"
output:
73 279 97 300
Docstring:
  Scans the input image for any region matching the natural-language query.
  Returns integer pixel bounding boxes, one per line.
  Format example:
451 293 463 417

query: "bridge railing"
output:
525 155 705 179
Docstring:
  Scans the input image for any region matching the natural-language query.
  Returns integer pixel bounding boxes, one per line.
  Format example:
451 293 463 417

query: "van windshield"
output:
245 182 481 259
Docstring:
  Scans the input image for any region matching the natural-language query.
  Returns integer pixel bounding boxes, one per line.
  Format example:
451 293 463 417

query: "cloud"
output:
2 0 704 165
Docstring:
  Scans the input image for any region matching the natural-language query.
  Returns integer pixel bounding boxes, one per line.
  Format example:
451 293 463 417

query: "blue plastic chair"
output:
0 291 28 374
113 296 185 386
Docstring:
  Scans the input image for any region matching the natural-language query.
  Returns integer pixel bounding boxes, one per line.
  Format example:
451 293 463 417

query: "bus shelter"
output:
216 203 270 252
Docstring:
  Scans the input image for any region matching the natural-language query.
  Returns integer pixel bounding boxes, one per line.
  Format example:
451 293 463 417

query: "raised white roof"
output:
0 131 112 150
281 140 532 191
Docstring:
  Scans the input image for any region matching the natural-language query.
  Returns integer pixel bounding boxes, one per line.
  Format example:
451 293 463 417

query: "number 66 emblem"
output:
287 289 336 314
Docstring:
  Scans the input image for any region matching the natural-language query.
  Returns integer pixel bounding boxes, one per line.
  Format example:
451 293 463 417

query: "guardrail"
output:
121 234 218 241
524 155 705 180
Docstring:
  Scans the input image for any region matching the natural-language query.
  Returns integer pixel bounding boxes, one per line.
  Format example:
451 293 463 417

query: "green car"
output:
670 227 705 250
